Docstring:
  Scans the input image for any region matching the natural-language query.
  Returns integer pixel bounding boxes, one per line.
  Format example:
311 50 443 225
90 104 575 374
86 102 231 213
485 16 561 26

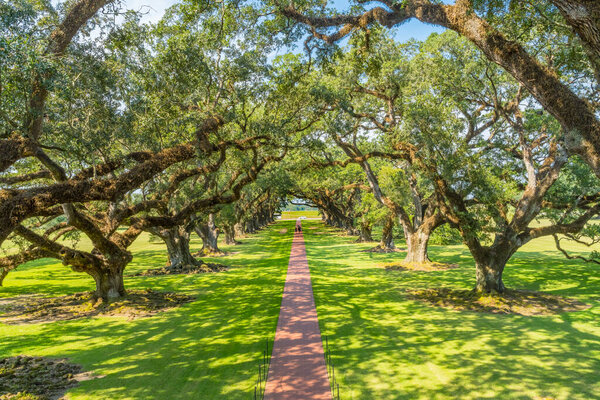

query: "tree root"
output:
384 261 458 271
134 262 228 276
405 287 590 316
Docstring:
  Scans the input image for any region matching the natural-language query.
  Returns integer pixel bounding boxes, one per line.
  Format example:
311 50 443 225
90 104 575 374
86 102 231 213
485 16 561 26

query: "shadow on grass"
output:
302 220 600 400
0 221 297 400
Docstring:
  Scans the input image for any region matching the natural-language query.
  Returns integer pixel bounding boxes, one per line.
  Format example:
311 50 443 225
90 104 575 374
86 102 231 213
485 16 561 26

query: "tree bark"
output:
195 213 222 254
399 208 447 264
89 266 126 302
234 222 245 237
0 268 8 286
153 226 201 270
550 0 600 82
223 224 240 245
379 214 396 250
245 219 256 234
403 228 432 264
356 223 373 242
471 230 524 292
475 259 506 293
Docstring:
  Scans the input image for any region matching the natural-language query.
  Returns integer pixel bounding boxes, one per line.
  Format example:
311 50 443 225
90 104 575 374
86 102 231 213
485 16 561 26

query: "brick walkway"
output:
264 220 331 400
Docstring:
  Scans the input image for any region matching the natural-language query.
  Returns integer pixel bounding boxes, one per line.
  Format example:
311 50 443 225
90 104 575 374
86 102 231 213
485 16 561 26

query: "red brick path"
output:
264 220 331 400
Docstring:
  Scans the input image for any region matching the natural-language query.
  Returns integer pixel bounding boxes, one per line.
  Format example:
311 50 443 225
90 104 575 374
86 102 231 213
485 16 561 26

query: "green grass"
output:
2 220 600 399
279 210 320 219
0 221 294 399
303 221 600 400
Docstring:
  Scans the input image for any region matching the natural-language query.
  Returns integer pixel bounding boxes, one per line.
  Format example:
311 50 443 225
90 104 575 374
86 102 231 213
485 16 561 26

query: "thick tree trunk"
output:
471 236 519 293
149 226 200 270
195 213 222 254
475 260 506 293
162 227 201 269
223 224 240 245
0 268 8 286
234 222 245 237
377 215 396 251
380 216 395 249
245 219 256 234
356 223 373 242
90 266 125 302
403 229 431 264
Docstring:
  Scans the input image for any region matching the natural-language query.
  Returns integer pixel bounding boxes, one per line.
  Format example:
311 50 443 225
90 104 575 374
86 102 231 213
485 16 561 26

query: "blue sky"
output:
124 0 447 42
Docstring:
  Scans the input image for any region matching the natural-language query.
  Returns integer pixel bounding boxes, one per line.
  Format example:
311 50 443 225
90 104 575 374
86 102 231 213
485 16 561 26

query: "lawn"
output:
0 221 294 399
279 210 320 219
2 220 599 399
302 221 600 400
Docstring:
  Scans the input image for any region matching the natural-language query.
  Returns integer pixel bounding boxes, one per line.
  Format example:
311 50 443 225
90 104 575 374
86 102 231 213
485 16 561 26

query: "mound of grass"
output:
0 289 195 325
405 287 590 316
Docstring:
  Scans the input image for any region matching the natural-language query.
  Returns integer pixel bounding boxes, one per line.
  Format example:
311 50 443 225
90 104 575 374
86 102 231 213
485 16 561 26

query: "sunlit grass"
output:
2 220 599 399
303 221 600 400
279 210 320 219
0 222 293 399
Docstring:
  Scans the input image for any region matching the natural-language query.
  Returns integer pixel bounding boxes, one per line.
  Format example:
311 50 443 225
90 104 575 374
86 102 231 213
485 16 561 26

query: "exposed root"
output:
134 262 228 276
362 246 405 253
0 356 97 400
384 261 458 271
405 287 590 316
0 289 195 325
193 250 226 257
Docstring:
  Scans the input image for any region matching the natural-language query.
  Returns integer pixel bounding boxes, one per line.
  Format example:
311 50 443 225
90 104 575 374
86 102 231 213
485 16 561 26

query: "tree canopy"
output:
1 0 599 297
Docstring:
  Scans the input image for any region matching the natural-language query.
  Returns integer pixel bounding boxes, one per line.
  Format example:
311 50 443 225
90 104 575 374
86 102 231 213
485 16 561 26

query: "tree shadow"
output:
302 220 600 400
0 220 298 399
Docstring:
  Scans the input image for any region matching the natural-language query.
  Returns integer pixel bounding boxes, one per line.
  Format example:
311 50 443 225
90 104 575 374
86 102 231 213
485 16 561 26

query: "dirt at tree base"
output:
0 356 93 400
133 262 228 276
0 289 195 325
384 261 458 271
192 250 226 257
362 246 406 253
405 287 590 316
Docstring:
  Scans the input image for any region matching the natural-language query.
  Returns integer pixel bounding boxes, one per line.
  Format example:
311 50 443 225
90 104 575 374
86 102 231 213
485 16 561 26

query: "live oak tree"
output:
0 0 288 299
306 34 447 262
282 4 600 289
278 0 600 182
291 158 366 235
392 31 600 292
220 169 290 243
119 1 290 265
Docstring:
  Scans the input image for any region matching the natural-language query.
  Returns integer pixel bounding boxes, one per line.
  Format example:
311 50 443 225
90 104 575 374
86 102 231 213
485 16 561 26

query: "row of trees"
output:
1 0 599 299
0 0 307 300
279 0 600 292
